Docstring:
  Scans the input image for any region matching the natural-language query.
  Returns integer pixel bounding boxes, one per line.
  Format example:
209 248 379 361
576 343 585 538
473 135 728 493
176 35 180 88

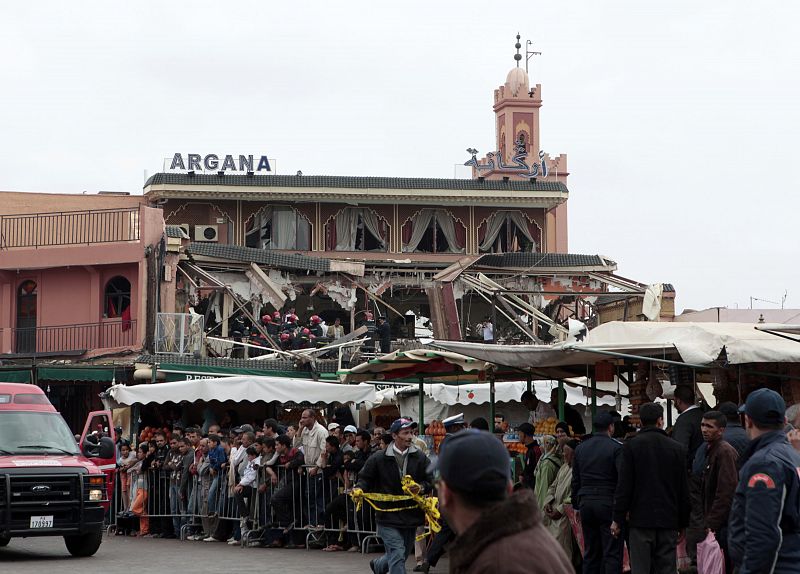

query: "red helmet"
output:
289 314 298 322
302 328 310 335
310 315 321 324
280 333 290 341
261 314 272 324
273 311 281 319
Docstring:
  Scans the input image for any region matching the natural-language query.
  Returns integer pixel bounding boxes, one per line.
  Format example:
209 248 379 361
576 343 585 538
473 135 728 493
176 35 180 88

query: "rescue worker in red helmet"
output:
309 315 324 338
279 332 292 351
262 313 279 338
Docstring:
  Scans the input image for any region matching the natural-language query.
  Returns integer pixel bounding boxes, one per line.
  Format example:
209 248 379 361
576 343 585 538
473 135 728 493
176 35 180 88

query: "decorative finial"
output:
514 33 522 67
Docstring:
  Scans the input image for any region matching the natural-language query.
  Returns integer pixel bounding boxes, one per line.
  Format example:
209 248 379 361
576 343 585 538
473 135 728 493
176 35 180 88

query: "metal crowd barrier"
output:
104 459 383 552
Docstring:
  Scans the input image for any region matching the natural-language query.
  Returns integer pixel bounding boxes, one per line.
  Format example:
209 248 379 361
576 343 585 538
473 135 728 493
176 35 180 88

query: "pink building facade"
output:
0 192 164 360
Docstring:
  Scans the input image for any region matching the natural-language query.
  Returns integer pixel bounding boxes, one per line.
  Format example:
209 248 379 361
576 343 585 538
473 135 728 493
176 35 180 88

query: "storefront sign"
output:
168 153 272 173
464 135 549 178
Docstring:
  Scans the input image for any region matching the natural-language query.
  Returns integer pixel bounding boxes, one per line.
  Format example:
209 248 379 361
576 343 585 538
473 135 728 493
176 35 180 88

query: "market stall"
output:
435 321 800 424
103 375 377 440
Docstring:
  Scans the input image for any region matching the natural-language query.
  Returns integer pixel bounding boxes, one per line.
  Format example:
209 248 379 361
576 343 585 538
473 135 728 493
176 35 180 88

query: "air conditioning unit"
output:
194 224 219 242
177 224 190 239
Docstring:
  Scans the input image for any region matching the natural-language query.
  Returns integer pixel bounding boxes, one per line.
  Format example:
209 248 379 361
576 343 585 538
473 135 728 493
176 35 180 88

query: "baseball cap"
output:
738 388 786 426
327 422 340 431
343 425 357 434
516 423 535 436
718 401 739 419
443 413 465 428
389 418 417 434
433 430 511 499
232 424 254 434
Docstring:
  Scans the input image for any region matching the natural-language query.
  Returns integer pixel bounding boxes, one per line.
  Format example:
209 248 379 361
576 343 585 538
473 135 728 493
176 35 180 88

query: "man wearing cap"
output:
572 411 624 573
357 418 431 574
442 413 466 434
728 388 800 574
438 430 573 574
612 403 689 574
342 424 358 453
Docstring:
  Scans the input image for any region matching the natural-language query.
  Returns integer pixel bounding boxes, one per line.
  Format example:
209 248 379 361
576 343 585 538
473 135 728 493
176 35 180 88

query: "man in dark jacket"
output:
717 401 750 461
438 430 572 574
729 389 800 574
550 387 587 435
698 410 738 571
612 402 689 574
572 412 623 574
357 418 431 574
672 385 704 469
517 423 541 490
376 316 391 355
672 386 705 567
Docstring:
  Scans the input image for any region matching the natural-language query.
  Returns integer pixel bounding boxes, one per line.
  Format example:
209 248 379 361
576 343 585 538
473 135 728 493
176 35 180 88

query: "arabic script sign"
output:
168 153 272 173
464 136 548 178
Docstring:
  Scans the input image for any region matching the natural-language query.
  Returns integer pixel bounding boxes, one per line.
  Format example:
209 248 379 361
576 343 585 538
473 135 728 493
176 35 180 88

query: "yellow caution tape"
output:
350 475 441 540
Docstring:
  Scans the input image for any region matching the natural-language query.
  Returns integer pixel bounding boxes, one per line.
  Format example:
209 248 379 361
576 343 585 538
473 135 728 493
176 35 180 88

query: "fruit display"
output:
424 420 447 453
505 441 527 455
535 417 558 435
137 425 171 445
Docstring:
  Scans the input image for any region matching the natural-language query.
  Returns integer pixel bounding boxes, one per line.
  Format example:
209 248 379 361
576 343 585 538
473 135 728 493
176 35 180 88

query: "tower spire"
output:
514 33 522 67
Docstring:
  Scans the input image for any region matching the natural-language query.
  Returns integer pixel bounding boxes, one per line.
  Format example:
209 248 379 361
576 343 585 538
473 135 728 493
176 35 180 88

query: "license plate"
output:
30 515 53 528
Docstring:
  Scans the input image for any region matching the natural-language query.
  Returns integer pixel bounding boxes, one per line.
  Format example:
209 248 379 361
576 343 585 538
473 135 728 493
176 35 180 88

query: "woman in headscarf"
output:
544 438 581 568
533 434 563 518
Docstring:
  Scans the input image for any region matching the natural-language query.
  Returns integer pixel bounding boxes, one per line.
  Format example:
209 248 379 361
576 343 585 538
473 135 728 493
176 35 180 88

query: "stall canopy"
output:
434 321 800 373
372 381 617 408
339 349 493 384
104 376 376 408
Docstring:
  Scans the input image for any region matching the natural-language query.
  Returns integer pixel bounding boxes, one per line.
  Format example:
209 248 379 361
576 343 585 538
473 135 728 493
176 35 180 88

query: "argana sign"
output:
169 153 272 173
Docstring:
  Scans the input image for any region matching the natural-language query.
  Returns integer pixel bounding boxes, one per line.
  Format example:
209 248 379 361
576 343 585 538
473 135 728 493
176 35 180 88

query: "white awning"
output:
435 321 800 370
368 380 617 409
582 321 800 365
105 376 376 408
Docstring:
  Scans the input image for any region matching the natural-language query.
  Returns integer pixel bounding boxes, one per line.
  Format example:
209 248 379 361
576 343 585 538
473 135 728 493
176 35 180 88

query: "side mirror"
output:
97 436 115 460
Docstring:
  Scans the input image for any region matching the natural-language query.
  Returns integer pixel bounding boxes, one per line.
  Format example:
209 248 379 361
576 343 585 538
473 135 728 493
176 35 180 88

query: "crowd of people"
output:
113 385 800 574
228 306 392 355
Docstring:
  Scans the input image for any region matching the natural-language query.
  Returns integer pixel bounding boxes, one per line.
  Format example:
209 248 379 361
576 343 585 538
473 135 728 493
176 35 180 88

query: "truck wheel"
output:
0 536 9 547
64 531 103 557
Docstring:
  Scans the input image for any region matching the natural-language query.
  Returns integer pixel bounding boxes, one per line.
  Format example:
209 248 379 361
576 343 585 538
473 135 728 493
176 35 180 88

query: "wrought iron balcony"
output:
0 207 140 249
0 320 138 356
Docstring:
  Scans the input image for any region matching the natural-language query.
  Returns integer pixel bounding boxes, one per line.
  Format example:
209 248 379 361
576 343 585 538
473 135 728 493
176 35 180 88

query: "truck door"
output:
79 410 117 495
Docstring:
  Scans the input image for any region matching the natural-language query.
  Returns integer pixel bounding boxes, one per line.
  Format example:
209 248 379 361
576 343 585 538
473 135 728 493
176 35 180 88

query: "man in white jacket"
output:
234 446 260 539
294 409 328 527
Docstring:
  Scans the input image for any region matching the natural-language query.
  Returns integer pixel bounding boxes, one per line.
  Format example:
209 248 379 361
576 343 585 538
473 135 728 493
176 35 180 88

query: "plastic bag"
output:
697 531 725 574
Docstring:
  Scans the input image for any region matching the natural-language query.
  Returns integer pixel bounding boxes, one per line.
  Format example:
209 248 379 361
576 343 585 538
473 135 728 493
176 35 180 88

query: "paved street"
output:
0 534 448 573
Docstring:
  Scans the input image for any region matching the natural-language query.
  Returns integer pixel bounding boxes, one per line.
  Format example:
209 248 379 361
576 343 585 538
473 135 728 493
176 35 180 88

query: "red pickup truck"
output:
0 382 116 556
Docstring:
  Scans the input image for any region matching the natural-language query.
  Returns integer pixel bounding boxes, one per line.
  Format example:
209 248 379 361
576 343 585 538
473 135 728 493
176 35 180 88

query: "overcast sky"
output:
2 2 798 314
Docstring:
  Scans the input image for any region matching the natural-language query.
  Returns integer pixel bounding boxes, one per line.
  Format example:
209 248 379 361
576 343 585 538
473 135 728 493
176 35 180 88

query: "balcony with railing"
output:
0 207 141 250
0 320 138 357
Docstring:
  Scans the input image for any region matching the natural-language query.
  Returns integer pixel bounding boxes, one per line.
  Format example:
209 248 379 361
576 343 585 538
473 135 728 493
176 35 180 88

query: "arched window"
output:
245 206 311 250
479 211 538 253
104 276 131 319
16 281 37 353
402 209 466 254
326 207 388 251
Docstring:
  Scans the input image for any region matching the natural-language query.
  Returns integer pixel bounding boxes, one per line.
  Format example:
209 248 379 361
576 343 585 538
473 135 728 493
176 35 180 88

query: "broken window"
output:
245 206 311 250
479 211 537 253
402 209 465 254
327 207 388 251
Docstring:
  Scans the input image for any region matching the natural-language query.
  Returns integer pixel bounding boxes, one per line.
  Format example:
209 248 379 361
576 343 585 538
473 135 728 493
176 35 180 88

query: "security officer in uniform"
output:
572 411 624 574
729 388 800 574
